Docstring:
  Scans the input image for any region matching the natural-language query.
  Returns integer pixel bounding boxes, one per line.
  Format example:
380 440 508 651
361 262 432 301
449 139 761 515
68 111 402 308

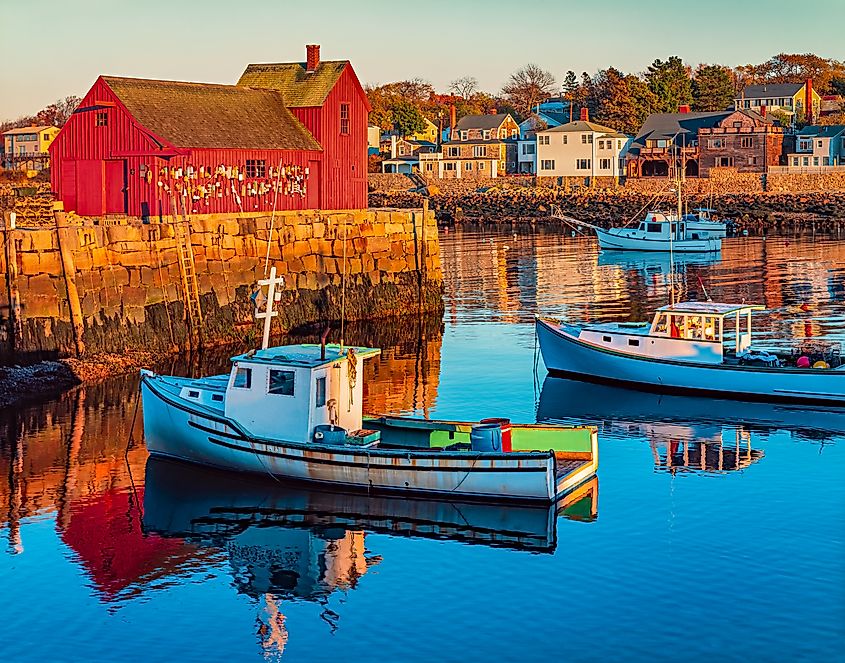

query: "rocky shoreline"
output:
367 174 845 234
0 351 159 409
369 188 845 235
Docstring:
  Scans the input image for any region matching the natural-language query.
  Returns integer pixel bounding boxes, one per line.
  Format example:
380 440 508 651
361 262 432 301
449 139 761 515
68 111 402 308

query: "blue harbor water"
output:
2 231 844 662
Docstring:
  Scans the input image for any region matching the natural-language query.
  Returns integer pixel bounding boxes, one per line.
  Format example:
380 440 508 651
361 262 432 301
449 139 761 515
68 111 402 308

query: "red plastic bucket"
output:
480 418 511 452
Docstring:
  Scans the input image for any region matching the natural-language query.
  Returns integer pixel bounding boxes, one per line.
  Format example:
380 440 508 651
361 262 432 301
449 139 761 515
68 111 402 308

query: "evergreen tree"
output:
391 100 427 137
692 65 734 111
646 56 693 113
563 71 578 95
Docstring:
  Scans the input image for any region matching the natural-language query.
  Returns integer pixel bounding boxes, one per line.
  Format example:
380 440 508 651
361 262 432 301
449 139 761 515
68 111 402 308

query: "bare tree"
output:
448 76 479 99
501 64 556 117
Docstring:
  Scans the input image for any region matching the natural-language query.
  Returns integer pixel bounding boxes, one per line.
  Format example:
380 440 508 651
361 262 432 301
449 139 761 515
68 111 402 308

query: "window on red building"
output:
96 111 108 127
340 103 350 135
246 159 266 178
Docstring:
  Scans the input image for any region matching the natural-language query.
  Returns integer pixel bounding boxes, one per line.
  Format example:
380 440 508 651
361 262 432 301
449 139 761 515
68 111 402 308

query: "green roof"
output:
231 344 380 368
237 61 348 107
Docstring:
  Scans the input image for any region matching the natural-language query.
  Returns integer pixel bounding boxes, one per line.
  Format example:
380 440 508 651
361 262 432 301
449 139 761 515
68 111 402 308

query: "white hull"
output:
536 318 845 405
141 374 565 502
594 227 721 253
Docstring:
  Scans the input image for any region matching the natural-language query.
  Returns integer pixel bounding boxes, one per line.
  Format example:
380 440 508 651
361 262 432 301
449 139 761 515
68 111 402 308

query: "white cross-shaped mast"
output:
255 266 284 350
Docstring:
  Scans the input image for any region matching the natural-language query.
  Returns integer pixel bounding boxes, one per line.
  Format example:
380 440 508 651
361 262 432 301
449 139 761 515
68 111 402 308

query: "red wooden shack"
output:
50 45 370 218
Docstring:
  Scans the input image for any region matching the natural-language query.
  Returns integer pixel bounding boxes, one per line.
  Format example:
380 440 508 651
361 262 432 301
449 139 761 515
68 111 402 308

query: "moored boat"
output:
536 301 845 405
141 344 598 503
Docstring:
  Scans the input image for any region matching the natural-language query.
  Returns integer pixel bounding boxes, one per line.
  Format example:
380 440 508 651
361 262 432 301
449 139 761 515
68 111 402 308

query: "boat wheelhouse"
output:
683 208 729 238
535 301 845 405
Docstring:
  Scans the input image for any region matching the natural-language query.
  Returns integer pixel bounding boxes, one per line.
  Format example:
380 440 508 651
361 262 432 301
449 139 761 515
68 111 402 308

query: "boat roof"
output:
231 343 380 368
657 302 765 316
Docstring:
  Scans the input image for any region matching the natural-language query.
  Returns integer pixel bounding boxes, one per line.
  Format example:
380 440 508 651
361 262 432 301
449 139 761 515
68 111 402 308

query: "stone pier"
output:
0 207 443 359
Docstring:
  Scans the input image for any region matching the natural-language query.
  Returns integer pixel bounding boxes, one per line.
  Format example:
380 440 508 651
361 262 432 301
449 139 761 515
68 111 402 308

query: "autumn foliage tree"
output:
502 64 556 117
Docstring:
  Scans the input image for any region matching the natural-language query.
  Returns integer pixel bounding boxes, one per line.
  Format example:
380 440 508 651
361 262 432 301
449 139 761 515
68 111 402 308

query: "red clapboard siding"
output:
50 59 370 217
318 66 369 210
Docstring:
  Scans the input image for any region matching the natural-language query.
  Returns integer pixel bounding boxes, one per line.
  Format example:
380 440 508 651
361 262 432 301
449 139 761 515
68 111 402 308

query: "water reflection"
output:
444 231 845 348
537 376 845 440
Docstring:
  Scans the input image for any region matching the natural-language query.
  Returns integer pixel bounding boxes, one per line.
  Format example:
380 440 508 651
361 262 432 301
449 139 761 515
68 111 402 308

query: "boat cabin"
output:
179 344 380 441
650 302 764 355
633 212 685 240
577 301 764 364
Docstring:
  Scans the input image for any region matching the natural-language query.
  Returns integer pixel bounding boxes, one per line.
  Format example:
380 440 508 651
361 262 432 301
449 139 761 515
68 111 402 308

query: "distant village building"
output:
2 125 60 171
535 109 629 179
408 117 439 144
380 136 436 174
50 45 369 217
517 107 571 174
785 125 845 170
697 109 785 176
368 124 381 154
423 112 519 179
627 107 786 178
734 80 821 125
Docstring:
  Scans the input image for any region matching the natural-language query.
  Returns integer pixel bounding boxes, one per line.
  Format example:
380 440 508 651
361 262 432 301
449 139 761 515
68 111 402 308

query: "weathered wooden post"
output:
2 210 19 355
54 210 86 357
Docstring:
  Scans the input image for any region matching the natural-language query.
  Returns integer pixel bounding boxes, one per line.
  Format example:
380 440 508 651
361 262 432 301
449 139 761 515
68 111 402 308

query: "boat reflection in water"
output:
143 457 598 560
536 376 845 473
143 457 596 656
597 249 722 272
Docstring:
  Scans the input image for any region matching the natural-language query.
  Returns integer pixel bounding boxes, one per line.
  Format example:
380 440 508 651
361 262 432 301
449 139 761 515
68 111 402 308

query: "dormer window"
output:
233 367 252 389
483 130 490 140
269 369 295 396
460 130 468 141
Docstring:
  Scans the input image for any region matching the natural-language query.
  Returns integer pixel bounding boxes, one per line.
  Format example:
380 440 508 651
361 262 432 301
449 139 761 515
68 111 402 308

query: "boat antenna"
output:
697 275 713 302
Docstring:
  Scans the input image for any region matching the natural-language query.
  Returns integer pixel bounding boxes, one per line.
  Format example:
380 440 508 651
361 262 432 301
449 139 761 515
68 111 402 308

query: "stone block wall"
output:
0 207 443 359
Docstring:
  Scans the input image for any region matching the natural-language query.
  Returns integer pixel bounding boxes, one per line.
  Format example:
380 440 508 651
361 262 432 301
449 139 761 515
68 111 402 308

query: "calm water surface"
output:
2 231 844 662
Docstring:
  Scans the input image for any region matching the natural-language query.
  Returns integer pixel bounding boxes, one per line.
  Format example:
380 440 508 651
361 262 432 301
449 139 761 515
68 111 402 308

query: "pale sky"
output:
2 0 844 121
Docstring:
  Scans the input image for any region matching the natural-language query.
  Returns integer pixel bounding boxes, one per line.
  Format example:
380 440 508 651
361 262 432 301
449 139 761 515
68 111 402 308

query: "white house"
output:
536 110 629 179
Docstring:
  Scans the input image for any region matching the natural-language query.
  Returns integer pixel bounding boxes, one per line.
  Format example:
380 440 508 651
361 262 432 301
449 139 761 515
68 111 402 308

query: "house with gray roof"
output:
734 81 821 124
786 125 845 170
424 112 520 178
535 109 631 179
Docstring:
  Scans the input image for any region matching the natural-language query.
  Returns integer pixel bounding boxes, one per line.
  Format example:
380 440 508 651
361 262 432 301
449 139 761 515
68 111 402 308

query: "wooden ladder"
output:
171 198 203 339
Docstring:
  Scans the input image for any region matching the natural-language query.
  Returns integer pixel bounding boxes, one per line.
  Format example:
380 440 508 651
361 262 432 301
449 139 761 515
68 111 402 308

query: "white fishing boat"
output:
592 213 721 253
141 268 598 503
683 207 729 239
536 301 845 405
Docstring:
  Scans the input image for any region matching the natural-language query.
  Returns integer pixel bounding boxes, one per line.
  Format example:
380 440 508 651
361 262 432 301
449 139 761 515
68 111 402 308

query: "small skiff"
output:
141 343 598 503
536 301 845 405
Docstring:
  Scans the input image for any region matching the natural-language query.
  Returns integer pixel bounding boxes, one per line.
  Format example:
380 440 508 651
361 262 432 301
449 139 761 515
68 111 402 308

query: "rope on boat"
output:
124 381 145 525
451 454 481 493
263 158 284 277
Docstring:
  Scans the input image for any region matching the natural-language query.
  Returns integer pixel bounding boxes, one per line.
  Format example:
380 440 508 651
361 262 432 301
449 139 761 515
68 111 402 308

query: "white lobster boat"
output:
536 301 845 405
140 344 598 502
141 269 598 503
593 212 721 253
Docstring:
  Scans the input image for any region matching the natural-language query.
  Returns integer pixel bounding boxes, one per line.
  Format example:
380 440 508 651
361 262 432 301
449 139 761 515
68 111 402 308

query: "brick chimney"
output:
306 44 320 73
805 78 813 124
678 104 690 114
580 107 589 122
760 104 767 118
449 99 456 140
488 107 498 115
